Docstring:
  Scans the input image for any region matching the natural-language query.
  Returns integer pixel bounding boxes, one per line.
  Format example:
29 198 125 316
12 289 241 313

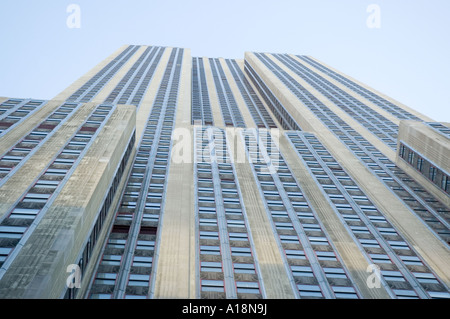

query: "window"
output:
309 236 329 246
275 222 294 230
324 268 347 279
201 261 222 272
136 240 154 251
200 231 219 240
316 251 336 261
370 254 391 264
388 240 410 250
407 151 414 164
200 245 220 255
35 180 60 188
0 226 27 239
236 281 260 294
124 295 146 299
128 274 150 287
229 232 248 241
201 280 224 292
23 193 51 203
381 270 405 282
231 247 251 257
101 255 122 266
350 226 370 234
297 212 314 219
413 272 439 284
429 166 437 181
0 247 12 263
112 225 130 234
331 286 358 299
342 214 360 222
392 289 418 299
377 227 397 236
428 291 450 299
280 235 299 243
272 210 288 218
90 294 112 299
95 273 117 285
416 157 423 171
133 256 152 268
360 239 380 248
9 208 40 219
107 239 126 249
227 219 245 228
303 224 321 232
199 206 216 214
234 263 256 274
297 284 323 298
291 265 314 277
441 175 449 191
199 218 218 227
399 255 422 266
46 168 68 176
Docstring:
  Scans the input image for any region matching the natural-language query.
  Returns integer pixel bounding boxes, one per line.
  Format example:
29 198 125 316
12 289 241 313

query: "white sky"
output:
0 0 449 121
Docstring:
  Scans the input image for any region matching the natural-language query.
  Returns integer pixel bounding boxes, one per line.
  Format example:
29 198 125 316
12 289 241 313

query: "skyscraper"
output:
0 45 448 299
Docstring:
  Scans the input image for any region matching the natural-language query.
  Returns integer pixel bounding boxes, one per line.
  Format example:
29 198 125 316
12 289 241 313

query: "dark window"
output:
139 226 157 235
416 157 423 171
112 225 130 234
441 175 449 191
407 151 414 164
429 166 437 182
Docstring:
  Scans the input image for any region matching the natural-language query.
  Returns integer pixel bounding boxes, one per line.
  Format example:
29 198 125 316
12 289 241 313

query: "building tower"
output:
0 45 448 299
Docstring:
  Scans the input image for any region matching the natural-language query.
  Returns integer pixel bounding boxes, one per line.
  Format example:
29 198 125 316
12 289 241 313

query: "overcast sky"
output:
0 0 449 121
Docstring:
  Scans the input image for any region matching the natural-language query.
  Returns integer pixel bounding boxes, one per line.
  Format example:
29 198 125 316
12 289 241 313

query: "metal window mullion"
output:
0 100 48 138
68 46 134 101
105 47 153 105
218 61 247 126
69 131 135 299
0 104 116 280
76 46 140 103
211 59 233 124
245 63 296 131
73 46 136 102
192 58 205 124
121 47 156 104
289 132 397 297
197 59 205 124
301 134 430 299
207 129 237 299
0 102 82 188
193 126 205 298
363 148 450 231
0 99 29 121
302 55 420 121
225 129 266 298
147 51 184 300
113 49 179 299
277 54 397 146
241 130 301 298
259 52 449 244
296 56 420 121
123 47 162 106
131 47 168 107
255 130 335 299
227 60 269 129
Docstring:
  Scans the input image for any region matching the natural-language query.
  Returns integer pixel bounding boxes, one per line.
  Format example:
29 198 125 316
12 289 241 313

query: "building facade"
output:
0 45 448 299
